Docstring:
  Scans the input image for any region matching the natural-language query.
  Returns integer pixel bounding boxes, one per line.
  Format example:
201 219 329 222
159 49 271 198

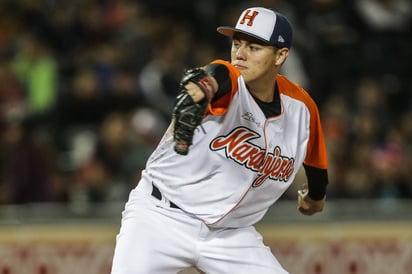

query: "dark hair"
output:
232 33 273 47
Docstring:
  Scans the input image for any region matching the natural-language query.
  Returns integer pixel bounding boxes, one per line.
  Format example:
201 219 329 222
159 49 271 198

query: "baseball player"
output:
111 7 328 274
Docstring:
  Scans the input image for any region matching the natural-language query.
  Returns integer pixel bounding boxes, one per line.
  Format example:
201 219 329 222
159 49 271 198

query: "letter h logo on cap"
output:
239 10 259 26
217 7 293 49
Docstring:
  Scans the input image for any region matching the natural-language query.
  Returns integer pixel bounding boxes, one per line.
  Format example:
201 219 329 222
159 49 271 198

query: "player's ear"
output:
274 48 289 66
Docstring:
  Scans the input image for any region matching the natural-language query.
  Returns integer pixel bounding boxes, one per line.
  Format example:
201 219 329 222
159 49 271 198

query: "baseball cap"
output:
217 7 293 49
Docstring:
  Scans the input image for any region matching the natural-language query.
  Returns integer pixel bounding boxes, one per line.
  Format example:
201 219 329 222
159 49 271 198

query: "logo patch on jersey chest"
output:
242 112 261 127
210 127 295 187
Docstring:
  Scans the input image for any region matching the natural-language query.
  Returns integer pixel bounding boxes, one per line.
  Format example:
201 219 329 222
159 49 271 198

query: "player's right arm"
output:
182 62 233 104
172 61 234 155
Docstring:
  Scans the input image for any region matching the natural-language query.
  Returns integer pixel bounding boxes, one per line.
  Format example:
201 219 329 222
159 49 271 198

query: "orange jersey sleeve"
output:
276 75 328 169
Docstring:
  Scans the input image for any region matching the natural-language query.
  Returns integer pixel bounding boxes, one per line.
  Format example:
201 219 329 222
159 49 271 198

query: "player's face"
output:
230 34 287 84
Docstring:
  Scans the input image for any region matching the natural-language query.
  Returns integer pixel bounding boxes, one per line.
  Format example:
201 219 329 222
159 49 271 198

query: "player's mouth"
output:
233 64 247 70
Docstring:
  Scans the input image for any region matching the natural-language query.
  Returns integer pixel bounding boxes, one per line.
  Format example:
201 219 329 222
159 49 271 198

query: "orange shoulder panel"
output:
276 75 328 169
207 60 240 115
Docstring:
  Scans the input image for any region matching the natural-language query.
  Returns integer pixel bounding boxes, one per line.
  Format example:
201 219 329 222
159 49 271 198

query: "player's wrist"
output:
205 63 231 100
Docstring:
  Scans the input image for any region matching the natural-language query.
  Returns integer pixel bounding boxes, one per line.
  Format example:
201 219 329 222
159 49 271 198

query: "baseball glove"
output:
173 68 213 155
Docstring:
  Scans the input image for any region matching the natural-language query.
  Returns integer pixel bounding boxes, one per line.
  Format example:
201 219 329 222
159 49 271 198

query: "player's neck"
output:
247 81 277 102
246 70 278 102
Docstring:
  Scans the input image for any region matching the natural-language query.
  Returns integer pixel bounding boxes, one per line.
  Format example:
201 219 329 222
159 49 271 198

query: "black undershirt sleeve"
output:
204 63 231 100
303 164 329 200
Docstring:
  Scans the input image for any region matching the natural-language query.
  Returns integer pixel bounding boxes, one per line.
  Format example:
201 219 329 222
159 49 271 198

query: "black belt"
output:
151 183 180 209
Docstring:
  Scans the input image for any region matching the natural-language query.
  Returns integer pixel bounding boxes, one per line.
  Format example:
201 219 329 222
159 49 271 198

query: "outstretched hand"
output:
172 68 218 155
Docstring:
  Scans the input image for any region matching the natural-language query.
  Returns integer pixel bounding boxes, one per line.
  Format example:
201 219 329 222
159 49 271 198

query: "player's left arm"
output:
297 165 328 216
297 95 329 216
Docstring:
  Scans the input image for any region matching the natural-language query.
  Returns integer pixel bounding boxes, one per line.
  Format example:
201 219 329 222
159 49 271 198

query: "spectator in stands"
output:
11 34 58 117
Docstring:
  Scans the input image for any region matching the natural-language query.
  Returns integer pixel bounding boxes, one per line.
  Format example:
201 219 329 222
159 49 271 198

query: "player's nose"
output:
235 46 247 60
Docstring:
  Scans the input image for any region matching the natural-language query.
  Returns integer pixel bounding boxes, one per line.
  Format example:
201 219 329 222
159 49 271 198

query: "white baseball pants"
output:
110 181 289 274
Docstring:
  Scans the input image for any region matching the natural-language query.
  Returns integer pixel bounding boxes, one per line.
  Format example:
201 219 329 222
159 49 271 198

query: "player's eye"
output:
232 40 240 49
249 45 260 51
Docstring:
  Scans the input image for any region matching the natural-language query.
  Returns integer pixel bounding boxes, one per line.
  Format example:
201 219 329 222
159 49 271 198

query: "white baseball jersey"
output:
139 59 328 228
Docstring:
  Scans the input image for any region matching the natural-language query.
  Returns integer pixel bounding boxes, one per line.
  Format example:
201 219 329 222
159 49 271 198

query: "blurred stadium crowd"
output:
0 0 411 209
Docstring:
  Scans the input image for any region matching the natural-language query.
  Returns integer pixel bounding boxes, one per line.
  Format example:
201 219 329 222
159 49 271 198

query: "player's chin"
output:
237 70 252 81
241 74 254 83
